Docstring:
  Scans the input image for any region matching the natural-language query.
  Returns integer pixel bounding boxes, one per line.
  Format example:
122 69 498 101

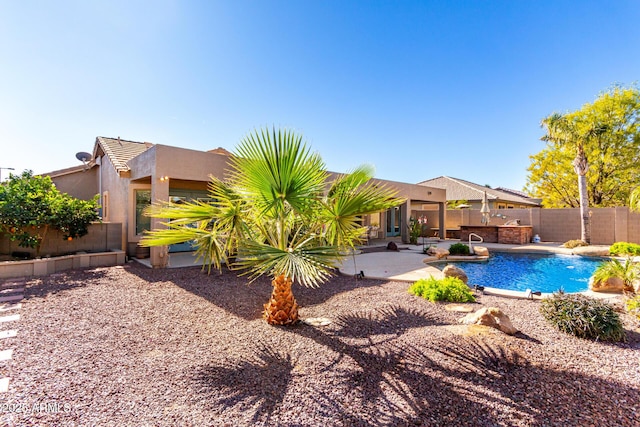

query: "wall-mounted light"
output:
159 176 169 182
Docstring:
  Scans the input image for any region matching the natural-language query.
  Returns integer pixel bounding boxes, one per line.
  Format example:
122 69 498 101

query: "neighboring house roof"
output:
495 187 531 199
417 176 540 206
207 147 232 156
44 163 96 178
93 137 152 174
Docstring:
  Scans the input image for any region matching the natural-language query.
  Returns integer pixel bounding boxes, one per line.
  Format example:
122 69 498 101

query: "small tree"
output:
0 170 100 256
142 128 403 325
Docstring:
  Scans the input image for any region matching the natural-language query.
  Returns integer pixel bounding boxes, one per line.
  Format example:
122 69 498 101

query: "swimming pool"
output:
446 252 604 293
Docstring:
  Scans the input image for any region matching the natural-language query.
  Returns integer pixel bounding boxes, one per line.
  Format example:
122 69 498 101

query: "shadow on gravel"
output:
623 328 640 348
190 304 640 426
192 344 296 426
22 267 109 300
128 264 392 321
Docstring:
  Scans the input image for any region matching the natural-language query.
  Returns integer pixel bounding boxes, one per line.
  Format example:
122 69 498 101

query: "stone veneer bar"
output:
460 226 533 245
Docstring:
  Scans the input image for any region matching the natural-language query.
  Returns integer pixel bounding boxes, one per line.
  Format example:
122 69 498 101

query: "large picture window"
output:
135 190 151 235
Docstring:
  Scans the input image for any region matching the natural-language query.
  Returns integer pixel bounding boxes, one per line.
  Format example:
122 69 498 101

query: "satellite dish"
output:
76 152 92 163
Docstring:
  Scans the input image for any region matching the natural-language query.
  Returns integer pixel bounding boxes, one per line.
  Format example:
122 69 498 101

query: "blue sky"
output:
1 1 638 190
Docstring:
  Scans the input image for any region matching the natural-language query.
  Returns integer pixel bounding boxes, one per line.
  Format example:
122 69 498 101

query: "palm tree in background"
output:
540 113 606 244
141 128 403 325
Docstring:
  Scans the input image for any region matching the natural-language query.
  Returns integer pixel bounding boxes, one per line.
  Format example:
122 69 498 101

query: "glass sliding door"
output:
386 207 401 237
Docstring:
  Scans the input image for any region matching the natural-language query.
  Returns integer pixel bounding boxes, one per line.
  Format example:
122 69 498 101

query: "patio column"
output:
401 200 410 244
150 176 170 268
438 202 446 239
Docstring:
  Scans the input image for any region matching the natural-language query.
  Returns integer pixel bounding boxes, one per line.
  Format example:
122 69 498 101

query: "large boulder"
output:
473 246 489 257
427 246 450 259
443 264 468 284
589 276 625 293
572 246 610 257
459 307 518 335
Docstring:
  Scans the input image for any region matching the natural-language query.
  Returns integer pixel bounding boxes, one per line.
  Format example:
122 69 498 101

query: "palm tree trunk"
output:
263 274 300 325
577 173 590 243
574 149 590 244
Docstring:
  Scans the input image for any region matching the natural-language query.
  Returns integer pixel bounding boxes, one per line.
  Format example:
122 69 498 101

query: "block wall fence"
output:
0 222 122 257
412 207 640 245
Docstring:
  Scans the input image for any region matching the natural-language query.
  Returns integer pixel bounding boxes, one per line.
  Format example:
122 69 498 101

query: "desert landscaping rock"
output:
442 264 469 284
1 263 639 426
459 307 519 335
590 276 626 293
572 246 610 257
472 246 489 257
444 304 475 313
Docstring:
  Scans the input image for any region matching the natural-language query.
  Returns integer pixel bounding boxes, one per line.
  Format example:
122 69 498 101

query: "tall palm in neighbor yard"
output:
541 113 606 244
141 128 403 325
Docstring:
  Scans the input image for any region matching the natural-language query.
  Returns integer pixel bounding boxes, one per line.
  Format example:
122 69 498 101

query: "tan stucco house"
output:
47 137 447 267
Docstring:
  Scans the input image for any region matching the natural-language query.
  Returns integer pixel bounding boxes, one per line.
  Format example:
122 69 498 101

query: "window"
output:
497 203 506 209
102 191 109 221
135 190 151 235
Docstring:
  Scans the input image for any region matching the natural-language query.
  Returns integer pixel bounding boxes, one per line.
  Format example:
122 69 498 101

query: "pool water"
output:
446 252 604 293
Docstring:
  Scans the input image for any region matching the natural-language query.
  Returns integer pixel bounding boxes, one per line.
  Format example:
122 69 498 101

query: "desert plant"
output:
609 242 640 257
562 239 589 249
539 292 625 342
592 258 639 292
141 127 403 325
448 242 470 255
625 295 640 321
407 217 421 244
409 276 475 303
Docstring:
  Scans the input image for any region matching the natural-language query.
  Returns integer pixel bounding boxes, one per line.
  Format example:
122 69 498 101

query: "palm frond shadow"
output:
192 343 296 425
432 336 531 380
290 307 505 425
331 305 445 339
128 263 393 321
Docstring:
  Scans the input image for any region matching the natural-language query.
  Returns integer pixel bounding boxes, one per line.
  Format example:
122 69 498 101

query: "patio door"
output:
386 207 401 237
168 189 209 253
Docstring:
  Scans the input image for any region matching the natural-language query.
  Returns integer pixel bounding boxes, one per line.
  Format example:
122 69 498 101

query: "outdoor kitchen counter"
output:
460 225 533 245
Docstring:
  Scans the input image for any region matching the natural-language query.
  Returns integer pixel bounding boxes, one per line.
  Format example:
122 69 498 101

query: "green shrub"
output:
625 295 640 321
409 276 475 303
562 240 588 249
448 243 470 255
609 242 640 256
592 258 638 292
539 292 625 342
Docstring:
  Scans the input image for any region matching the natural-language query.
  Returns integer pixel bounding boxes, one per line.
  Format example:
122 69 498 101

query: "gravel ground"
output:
2 262 639 426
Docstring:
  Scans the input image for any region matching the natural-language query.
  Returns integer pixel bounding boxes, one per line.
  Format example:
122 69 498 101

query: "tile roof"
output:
207 147 232 156
94 137 152 173
417 176 539 206
495 187 531 199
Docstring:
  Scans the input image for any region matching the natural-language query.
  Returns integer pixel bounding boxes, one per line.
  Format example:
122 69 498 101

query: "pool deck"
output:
135 240 618 301
339 240 617 300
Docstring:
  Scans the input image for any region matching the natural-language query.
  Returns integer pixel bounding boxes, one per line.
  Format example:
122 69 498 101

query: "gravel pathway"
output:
1 263 639 426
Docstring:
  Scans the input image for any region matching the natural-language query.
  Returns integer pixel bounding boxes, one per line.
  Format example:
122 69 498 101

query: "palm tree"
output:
541 113 607 244
140 128 404 325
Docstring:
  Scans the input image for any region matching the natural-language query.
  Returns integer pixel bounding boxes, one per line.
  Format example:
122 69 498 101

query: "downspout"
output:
96 156 102 218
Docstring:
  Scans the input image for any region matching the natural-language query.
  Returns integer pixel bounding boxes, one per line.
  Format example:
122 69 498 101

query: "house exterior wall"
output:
51 167 99 201
127 145 233 266
100 153 134 252
49 142 446 264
